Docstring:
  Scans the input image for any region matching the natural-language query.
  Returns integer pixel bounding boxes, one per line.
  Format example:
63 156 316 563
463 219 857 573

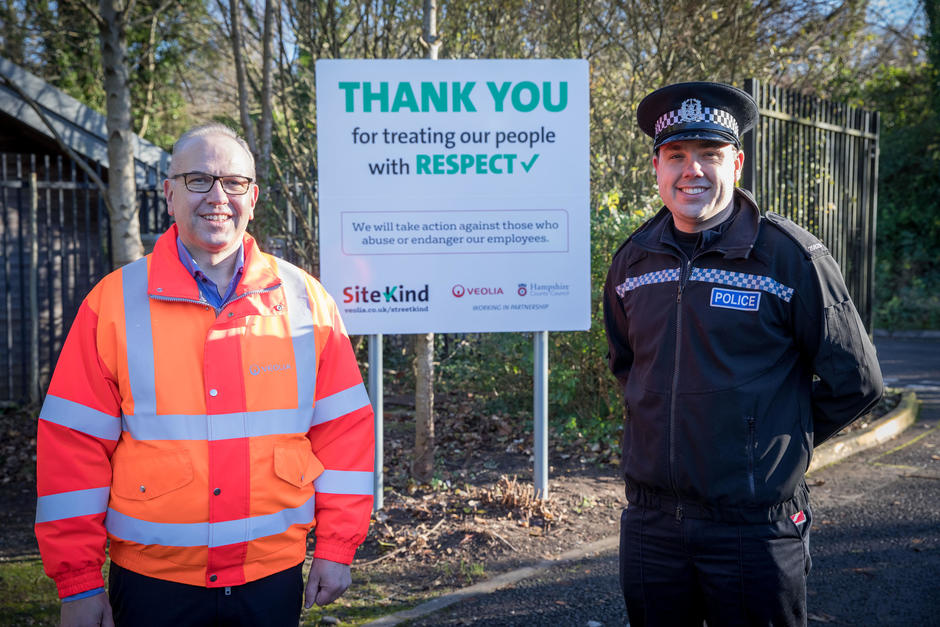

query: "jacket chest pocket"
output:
274 442 324 488
112 449 194 500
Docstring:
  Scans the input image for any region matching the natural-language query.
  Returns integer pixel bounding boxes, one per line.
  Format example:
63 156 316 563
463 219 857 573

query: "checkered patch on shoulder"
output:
615 268 681 298
690 268 794 302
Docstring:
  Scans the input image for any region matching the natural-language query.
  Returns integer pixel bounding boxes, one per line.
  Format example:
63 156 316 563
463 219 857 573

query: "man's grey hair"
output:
169 122 256 179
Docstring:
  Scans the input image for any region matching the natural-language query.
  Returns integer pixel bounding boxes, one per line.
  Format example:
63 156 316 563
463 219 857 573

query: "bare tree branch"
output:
74 0 106 27
137 11 158 138
228 0 259 156
130 0 178 27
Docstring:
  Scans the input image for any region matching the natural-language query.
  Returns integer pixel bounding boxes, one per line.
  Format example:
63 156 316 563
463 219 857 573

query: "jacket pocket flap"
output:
274 443 324 488
112 449 194 501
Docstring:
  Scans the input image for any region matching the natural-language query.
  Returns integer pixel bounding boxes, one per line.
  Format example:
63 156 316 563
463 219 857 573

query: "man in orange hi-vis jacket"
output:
35 123 375 627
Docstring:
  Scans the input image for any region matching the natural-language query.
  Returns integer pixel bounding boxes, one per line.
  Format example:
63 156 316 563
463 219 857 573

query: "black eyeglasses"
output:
171 172 254 195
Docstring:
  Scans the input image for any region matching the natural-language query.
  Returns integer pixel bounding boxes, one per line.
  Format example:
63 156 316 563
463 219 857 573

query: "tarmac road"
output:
805 336 940 625
392 336 940 627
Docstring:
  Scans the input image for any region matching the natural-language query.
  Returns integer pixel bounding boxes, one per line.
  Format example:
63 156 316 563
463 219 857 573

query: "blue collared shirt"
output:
176 237 245 309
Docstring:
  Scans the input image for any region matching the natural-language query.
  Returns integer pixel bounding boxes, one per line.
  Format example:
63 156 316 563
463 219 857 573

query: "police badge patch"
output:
680 98 703 123
710 287 761 311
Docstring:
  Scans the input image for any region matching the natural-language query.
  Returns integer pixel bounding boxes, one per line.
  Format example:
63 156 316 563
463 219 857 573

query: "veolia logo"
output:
249 363 292 376
452 284 504 297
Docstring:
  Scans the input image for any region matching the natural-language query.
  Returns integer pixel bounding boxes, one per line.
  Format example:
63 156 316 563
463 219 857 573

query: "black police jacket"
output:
603 189 884 523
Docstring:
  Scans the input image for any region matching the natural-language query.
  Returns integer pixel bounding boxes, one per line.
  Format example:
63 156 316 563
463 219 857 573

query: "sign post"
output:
534 330 549 497
368 334 383 510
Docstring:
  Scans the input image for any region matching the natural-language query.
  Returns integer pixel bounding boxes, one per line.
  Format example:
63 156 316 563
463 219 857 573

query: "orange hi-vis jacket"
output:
35 225 374 599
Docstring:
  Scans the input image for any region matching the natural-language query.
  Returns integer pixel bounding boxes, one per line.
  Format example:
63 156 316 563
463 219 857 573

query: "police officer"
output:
603 82 883 626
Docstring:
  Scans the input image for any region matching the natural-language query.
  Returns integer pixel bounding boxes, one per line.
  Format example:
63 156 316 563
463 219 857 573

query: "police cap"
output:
637 81 758 149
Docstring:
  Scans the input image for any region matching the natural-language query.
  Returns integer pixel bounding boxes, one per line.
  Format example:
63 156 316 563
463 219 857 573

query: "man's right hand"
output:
60 592 114 627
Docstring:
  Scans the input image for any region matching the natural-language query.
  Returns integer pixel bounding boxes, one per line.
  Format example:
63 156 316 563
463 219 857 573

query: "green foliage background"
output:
0 0 215 149
868 62 940 329
831 1 940 329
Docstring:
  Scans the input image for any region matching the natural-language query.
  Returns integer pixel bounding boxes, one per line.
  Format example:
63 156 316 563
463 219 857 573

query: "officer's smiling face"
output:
653 139 744 233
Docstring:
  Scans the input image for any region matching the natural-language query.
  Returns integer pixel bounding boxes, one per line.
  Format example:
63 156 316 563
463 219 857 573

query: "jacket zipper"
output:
150 294 207 305
151 284 281 315
227 284 281 304
669 256 692 523
746 416 757 498
218 284 282 315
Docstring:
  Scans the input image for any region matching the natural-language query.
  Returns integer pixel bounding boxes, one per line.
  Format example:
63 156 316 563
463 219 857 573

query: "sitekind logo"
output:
343 284 429 304
452 284 504 298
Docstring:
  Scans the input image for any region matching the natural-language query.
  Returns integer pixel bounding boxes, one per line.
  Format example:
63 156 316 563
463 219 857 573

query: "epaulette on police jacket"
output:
763 212 830 260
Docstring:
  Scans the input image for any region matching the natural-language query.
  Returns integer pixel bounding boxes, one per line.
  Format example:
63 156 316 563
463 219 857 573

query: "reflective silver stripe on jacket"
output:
616 266 794 302
314 469 374 495
275 258 317 412
122 257 157 424
36 487 110 523
105 494 317 547
39 395 121 441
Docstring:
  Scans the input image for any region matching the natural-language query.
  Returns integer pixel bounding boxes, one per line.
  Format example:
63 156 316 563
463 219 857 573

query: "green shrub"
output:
860 63 940 330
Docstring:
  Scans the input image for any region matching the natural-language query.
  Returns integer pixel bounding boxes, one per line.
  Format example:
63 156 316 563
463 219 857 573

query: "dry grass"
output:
477 474 564 526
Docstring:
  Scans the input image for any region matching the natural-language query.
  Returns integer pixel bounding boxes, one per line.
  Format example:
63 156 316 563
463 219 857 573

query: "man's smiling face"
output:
164 133 258 263
652 139 744 233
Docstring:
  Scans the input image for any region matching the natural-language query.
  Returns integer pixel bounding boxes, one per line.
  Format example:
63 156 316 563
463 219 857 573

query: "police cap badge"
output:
637 82 758 149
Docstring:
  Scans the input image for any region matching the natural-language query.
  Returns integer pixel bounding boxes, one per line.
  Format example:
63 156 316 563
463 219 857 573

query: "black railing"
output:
0 152 164 403
741 79 879 329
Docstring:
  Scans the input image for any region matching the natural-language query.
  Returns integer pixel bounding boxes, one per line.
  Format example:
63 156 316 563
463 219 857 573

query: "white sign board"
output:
316 59 589 334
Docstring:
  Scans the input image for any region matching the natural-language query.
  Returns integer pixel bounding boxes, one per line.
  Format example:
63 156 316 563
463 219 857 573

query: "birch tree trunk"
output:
412 0 442 483
99 0 143 268
229 0 259 156
227 0 275 179
412 332 435 482
258 0 275 181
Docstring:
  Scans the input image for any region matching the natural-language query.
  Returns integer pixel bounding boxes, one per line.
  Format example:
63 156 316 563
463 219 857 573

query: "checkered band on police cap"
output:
654 102 739 138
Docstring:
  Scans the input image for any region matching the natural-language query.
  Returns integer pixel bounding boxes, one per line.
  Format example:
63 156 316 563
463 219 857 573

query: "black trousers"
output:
108 562 304 627
619 504 812 627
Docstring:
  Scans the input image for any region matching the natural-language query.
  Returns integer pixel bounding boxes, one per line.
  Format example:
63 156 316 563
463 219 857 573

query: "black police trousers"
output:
109 562 304 627
619 504 812 627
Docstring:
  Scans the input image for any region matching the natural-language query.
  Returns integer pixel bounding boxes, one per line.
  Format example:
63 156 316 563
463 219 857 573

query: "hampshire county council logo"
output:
524 281 570 297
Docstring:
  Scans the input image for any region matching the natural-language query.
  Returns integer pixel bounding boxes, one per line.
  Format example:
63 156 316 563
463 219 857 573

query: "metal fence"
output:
0 152 163 403
741 79 879 328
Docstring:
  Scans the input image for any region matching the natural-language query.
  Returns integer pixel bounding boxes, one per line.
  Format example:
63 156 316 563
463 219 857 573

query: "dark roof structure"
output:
0 55 169 181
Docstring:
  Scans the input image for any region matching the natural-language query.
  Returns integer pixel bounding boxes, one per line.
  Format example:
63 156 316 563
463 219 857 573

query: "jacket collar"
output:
147 224 281 301
634 188 761 260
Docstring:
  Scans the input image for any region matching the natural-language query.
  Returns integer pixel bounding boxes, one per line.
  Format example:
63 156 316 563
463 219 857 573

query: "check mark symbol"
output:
522 154 539 172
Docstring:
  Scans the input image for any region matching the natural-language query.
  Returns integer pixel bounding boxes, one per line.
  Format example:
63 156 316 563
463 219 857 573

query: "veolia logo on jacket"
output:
248 363 293 376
